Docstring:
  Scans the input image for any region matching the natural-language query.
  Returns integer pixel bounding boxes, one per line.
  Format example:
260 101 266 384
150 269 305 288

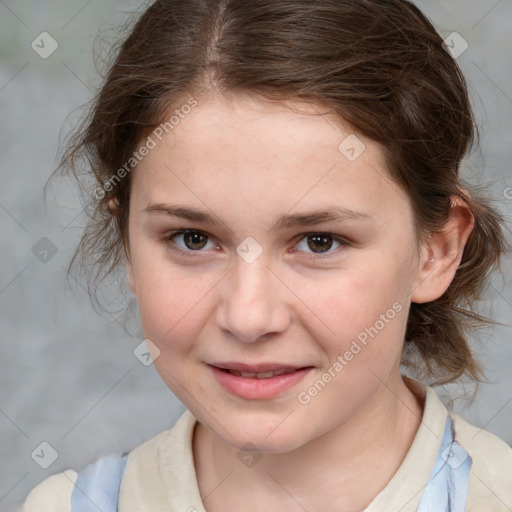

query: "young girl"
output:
21 0 512 510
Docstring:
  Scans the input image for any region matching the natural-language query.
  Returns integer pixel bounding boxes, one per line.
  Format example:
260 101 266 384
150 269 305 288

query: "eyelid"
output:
163 229 350 259
165 229 219 258
289 232 350 260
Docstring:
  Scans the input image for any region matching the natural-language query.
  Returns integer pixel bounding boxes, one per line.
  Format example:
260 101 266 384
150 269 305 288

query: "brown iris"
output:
183 231 208 250
307 234 333 253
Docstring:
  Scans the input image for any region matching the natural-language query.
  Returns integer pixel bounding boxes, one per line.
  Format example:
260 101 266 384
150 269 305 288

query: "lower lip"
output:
209 365 312 400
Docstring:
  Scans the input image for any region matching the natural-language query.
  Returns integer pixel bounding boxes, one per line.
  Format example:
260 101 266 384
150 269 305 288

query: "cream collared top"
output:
22 380 512 511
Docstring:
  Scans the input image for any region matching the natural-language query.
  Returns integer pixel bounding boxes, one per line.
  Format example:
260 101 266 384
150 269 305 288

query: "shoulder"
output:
21 469 77 512
452 412 512 511
20 410 196 512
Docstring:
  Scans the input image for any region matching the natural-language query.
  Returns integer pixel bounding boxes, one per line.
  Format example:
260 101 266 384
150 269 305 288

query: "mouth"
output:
218 367 301 379
208 362 314 399
210 362 310 377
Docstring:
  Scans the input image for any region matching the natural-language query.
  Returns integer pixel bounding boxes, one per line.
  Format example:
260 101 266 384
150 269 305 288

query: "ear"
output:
411 196 474 304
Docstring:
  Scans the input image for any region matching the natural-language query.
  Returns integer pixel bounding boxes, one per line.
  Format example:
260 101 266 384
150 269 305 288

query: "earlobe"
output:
411 197 474 304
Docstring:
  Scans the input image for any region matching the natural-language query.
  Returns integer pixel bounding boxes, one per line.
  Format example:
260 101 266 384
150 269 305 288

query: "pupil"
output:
185 232 207 250
308 234 333 253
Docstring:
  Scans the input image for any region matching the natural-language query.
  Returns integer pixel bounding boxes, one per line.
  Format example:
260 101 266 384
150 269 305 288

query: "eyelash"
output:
163 229 350 261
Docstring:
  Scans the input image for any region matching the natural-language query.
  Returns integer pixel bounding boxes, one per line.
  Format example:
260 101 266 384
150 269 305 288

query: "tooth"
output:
256 371 275 379
227 369 297 378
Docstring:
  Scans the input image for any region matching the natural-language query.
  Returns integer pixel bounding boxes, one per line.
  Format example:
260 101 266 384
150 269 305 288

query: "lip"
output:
209 362 313 400
211 362 305 373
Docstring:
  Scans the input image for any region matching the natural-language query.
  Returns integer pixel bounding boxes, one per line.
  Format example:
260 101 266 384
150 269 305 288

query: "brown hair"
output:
60 0 508 385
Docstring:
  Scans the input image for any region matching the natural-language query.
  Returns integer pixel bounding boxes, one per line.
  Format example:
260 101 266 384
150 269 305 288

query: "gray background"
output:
0 1 511 510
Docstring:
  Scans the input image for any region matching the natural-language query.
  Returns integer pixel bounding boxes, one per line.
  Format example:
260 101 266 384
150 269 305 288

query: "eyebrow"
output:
144 203 372 231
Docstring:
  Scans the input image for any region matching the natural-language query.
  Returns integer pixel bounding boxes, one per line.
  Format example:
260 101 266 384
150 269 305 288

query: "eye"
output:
164 229 349 260
294 232 347 256
167 230 218 255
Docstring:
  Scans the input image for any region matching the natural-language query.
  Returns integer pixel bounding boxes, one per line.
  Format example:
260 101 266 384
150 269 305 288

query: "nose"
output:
216 257 291 343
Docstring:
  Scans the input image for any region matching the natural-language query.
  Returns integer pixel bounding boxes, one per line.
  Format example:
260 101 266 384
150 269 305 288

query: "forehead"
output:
158 94 377 169
131 94 411 226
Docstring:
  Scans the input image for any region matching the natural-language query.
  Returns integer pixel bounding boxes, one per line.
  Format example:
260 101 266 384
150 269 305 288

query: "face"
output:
126 93 422 452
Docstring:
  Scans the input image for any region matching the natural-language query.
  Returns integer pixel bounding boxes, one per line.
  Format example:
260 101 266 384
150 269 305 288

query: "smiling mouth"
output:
220 368 299 379
210 361 314 379
209 363 313 399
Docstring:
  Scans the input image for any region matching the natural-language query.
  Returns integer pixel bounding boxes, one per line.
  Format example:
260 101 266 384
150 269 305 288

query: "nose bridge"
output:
217 253 288 343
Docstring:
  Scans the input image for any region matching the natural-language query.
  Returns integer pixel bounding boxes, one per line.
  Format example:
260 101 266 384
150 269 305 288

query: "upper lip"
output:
209 362 310 373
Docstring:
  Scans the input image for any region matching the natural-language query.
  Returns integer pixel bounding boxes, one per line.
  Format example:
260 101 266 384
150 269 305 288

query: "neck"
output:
193 375 424 512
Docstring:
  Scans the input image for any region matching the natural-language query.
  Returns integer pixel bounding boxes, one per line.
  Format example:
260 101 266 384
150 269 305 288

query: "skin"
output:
124 93 474 511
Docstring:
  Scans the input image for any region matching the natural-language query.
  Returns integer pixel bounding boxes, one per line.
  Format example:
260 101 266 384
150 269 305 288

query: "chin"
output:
204 410 314 454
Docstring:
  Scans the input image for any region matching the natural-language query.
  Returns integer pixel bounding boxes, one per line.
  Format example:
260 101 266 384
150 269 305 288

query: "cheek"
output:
305 260 409 335
135 269 210 391
132 250 218 358
299 256 411 380
300 272 408 413
137 278 203 345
